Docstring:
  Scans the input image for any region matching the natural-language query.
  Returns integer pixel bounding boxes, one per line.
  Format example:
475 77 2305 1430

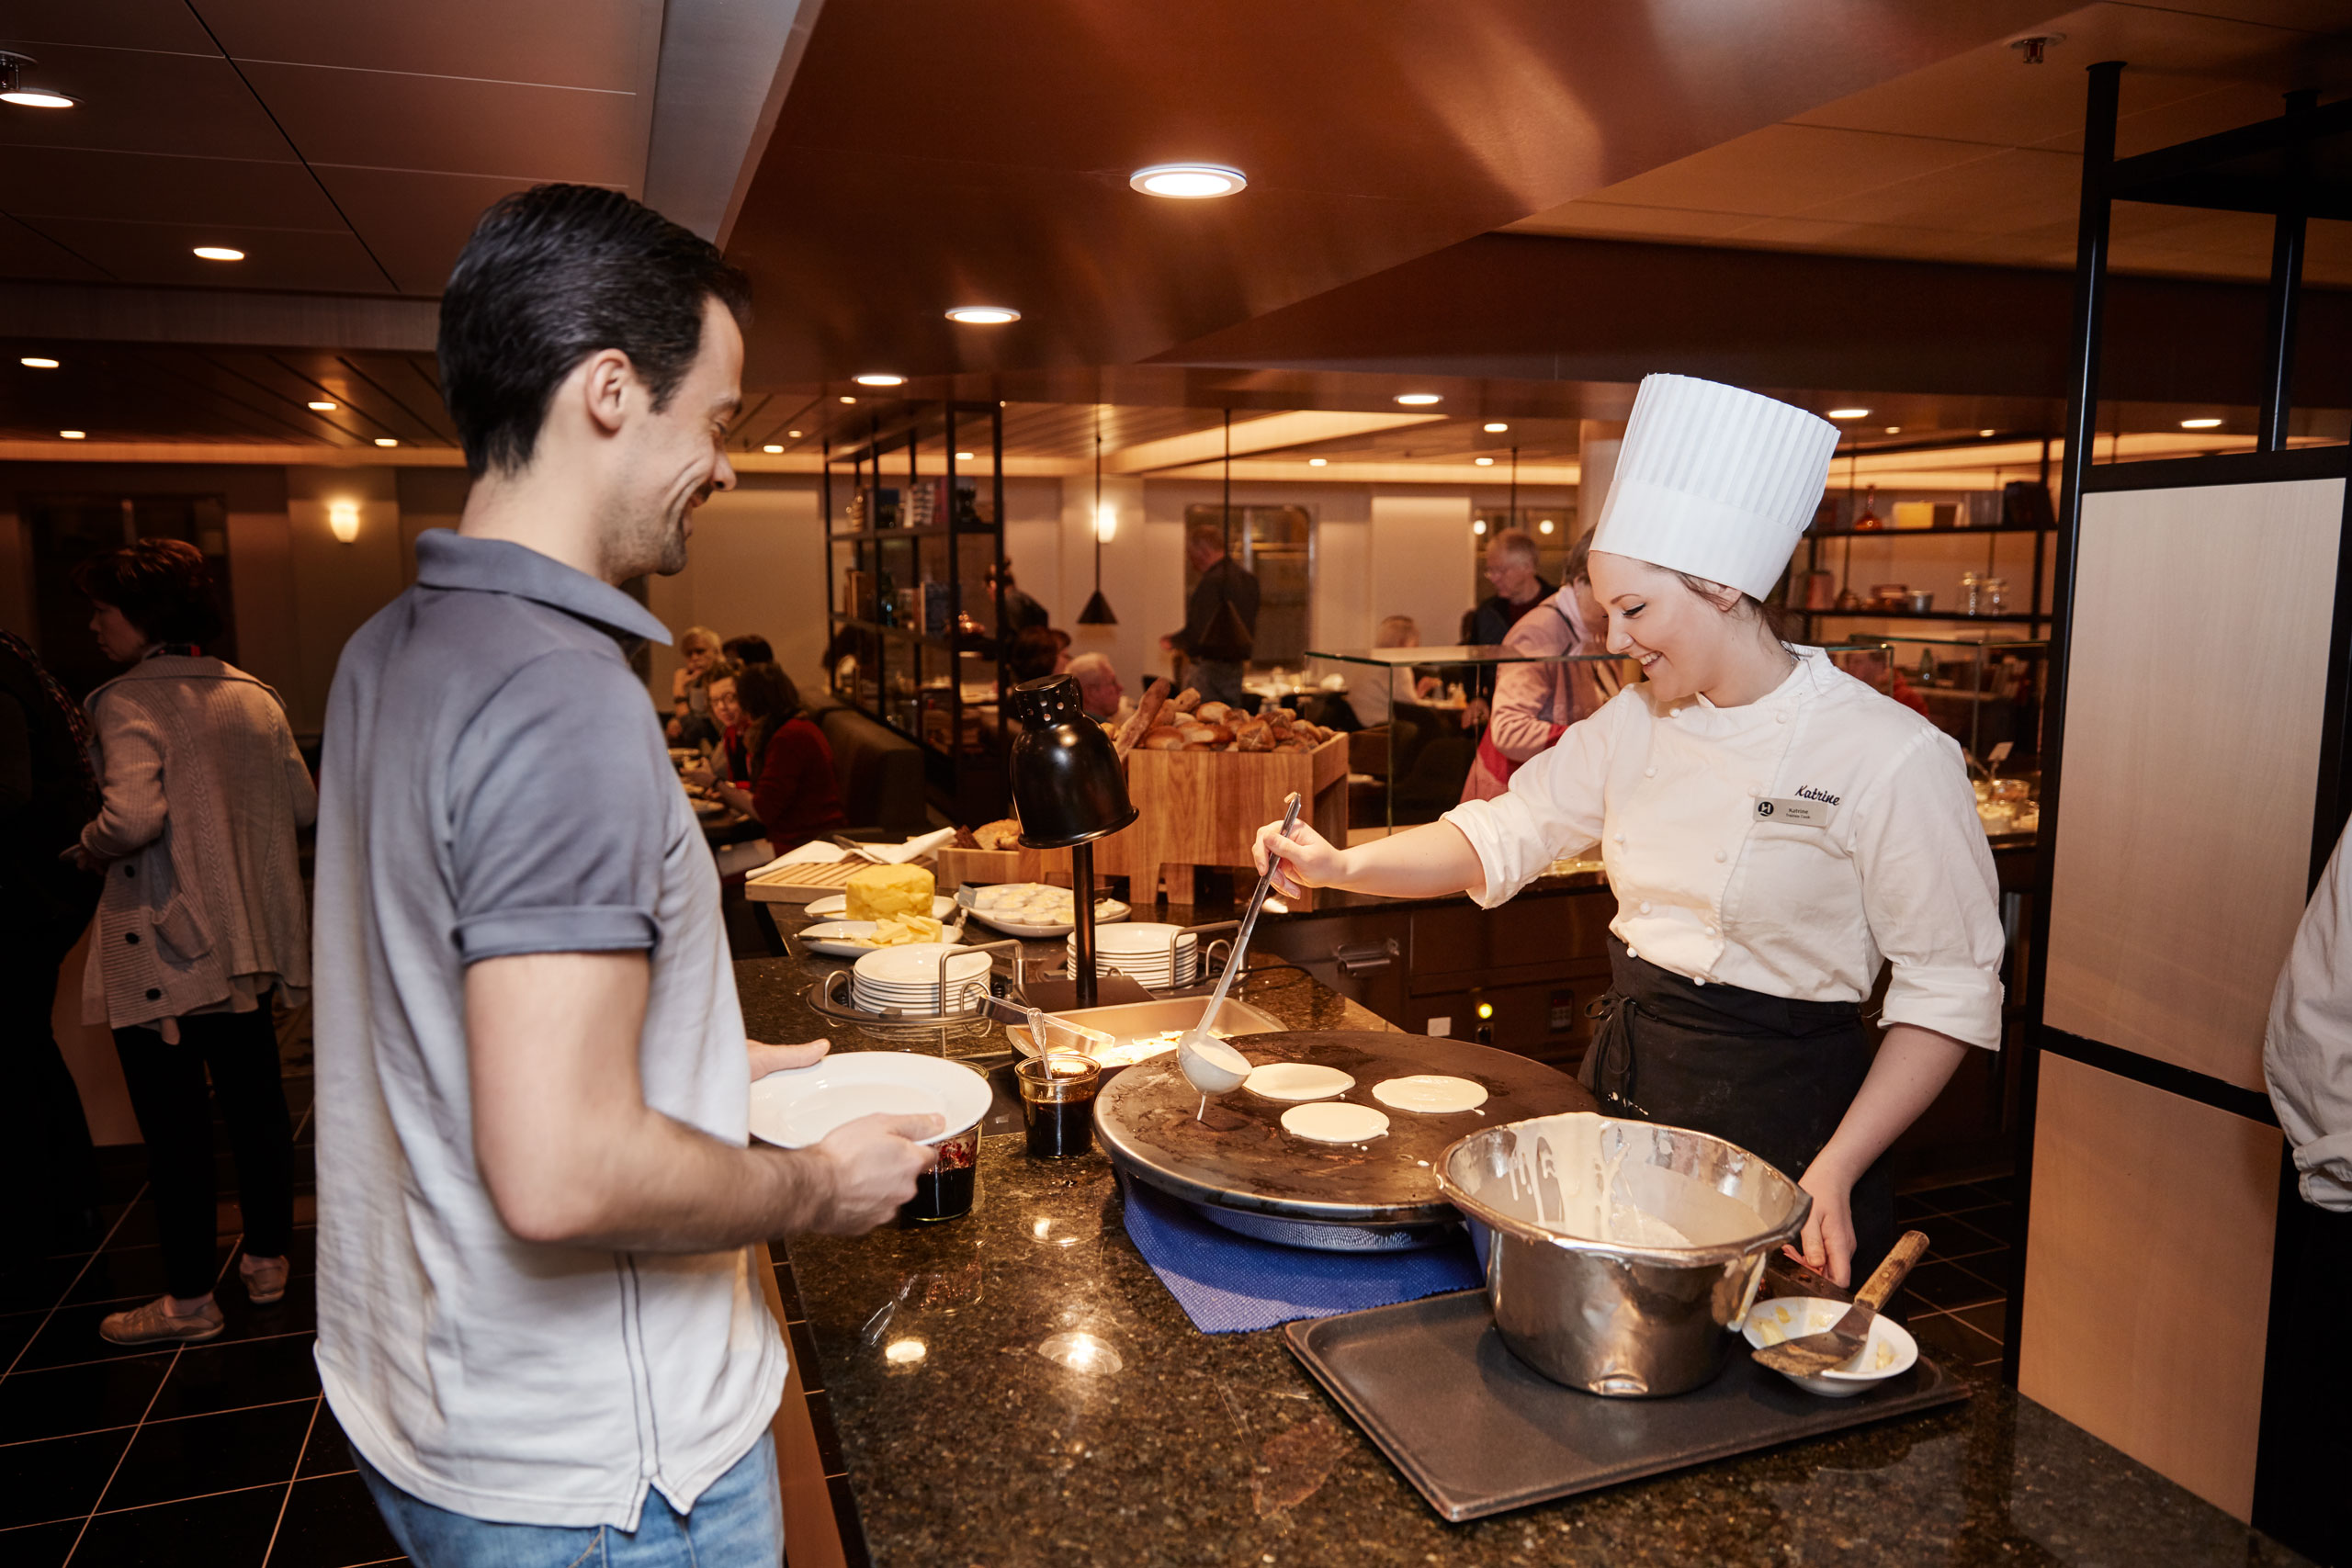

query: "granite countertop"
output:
740 931 2285 1568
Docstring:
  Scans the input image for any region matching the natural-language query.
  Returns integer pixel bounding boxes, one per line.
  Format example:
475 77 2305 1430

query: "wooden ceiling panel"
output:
2 147 345 231
311 166 551 294
0 42 294 162
238 62 646 187
0 216 109 283
192 0 656 92
1590 124 2004 220
13 218 390 292
1 0 219 54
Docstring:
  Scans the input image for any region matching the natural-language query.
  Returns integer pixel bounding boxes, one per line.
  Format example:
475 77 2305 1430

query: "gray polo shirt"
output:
311 530 783 1529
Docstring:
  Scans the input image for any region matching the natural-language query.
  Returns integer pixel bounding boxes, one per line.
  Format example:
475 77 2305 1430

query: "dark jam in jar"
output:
899 1132 978 1224
1024 1098 1093 1158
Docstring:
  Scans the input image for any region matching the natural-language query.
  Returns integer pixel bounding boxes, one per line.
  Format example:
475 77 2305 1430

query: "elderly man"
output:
1460 528 1555 728
1068 651 1130 725
312 185 939 1566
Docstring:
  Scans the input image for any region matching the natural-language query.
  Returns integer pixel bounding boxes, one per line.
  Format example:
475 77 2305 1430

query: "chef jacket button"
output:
1644 766 1656 778
144 987 161 1001
125 931 141 945
1612 832 1625 844
123 863 136 878
1639 900 1653 915
1776 712 1788 724
1706 926 1719 937
1714 850 1727 863
1625 948 1638 960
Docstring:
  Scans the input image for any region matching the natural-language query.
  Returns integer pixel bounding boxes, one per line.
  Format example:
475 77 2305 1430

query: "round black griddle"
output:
1096 1030 1597 1247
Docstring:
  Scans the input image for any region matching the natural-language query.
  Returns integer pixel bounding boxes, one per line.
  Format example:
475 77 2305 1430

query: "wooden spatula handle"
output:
1855 1230 1929 1312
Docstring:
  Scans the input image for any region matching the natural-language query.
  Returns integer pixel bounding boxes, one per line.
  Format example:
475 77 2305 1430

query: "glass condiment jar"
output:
1982 577 2008 615
1852 485 1883 532
1960 571 1983 615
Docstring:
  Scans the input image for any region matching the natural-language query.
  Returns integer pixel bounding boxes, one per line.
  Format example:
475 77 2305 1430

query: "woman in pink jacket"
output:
1461 529 1623 801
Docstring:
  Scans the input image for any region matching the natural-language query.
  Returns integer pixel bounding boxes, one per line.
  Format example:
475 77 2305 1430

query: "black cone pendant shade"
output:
1077 587 1118 626
1005 675 1136 849
1076 405 1117 626
1193 407 1254 662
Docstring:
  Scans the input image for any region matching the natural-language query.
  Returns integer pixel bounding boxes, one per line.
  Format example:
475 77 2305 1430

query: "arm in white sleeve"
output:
1441 691 1622 908
81 693 168 861
1853 728 2006 1050
2267 828 2352 1212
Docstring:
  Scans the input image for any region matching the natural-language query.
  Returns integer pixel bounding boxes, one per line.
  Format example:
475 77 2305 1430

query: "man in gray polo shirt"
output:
312 185 940 1564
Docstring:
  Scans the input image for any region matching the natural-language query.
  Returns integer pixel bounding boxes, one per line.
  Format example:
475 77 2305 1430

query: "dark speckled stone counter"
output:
737 938 2300 1568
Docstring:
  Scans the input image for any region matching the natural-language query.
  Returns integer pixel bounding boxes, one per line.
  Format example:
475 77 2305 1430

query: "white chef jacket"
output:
1443 647 2005 1050
2265 822 2352 1213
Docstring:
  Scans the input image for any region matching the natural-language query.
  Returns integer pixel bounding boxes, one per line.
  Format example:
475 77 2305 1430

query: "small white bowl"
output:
1741 1296 1919 1398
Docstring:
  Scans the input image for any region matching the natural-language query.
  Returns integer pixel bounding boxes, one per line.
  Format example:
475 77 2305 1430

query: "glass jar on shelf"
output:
1982 577 2008 615
1959 572 1982 616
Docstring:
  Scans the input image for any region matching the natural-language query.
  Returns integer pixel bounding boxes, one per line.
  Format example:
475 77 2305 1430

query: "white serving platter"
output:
804 894 958 919
748 1052 991 1148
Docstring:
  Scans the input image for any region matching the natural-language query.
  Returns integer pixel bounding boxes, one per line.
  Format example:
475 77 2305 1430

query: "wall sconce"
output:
1093 502 1117 542
328 500 361 544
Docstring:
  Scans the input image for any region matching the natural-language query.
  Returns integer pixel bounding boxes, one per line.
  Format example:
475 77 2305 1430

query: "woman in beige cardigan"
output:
69 540 314 1347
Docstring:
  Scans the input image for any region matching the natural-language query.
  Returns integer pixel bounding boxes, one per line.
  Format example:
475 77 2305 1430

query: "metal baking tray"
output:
1285 1289 1968 1522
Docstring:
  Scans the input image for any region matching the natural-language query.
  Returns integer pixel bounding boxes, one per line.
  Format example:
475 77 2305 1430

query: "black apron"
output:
1580 937 1895 1281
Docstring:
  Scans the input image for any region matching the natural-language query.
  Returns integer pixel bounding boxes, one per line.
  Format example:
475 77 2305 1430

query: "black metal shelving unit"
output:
820 400 1009 823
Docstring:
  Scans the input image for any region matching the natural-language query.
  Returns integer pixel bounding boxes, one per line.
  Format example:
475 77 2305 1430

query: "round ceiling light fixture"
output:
0 53 75 108
1475 457 1495 467
374 436 399 447
1395 393 1442 406
762 444 783 454
838 395 855 404
786 429 802 437
1884 425 1901 434
1129 164 1247 199
59 428 85 439
20 355 59 368
955 450 974 461
1306 457 1328 467
1826 407 1870 420
193 245 244 262
1483 422 1508 433
1539 519 1555 535
1978 428 1997 437
308 400 336 411
2180 417 2223 429
945 306 1020 325
854 373 904 387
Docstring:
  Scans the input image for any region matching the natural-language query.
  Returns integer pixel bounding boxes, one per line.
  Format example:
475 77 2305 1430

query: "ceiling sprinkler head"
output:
2010 33 2064 65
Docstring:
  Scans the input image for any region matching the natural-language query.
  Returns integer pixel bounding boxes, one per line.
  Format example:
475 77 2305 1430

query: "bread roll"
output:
1235 723 1274 752
1141 727 1187 751
1194 701 1229 725
1176 722 1216 744
1170 687 1203 714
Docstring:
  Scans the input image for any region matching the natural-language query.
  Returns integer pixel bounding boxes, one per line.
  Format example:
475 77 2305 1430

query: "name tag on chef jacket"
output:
1756 796 1838 828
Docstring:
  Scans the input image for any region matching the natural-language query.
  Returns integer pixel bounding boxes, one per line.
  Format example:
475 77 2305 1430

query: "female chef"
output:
1255 374 2004 1285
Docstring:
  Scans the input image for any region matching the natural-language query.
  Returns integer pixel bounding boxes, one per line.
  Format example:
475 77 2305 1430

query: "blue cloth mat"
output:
1117 1175 1482 1334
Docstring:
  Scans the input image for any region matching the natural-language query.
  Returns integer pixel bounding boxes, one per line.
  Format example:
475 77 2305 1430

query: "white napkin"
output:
846 828 956 865
744 840 854 881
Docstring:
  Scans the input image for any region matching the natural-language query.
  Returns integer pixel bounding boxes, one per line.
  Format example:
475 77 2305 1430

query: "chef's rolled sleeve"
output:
1442 695 1618 908
448 650 670 963
1851 729 2006 1050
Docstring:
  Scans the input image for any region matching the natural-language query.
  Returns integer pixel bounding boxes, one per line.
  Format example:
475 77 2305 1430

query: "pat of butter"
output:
845 863 935 921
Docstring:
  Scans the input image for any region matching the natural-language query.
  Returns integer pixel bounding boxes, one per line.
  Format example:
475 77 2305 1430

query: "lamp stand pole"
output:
1071 841 1099 1007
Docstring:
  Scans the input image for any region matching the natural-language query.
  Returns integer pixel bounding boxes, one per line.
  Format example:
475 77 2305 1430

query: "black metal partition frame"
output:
2011 62 2352 1550
820 400 1010 823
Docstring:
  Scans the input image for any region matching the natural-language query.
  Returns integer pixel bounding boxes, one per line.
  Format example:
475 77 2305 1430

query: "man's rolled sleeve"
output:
1856 730 2006 1051
448 651 672 963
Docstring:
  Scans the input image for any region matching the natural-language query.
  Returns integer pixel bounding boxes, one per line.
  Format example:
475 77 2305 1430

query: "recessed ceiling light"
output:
1306 457 1328 467
1128 164 1247 199
1483 422 1508 433
59 428 85 439
1475 457 1495 466
1884 425 1901 434
955 451 974 460
1396 393 1442 406
1827 407 1870 420
1978 428 1996 437
308 400 336 411
1472 519 1487 536
2 88 75 108
787 429 802 438
854 373 904 387
945 306 1020 325
2180 417 2223 429
1539 519 1555 535
193 245 244 262
762 444 783 454
20 355 58 368
374 436 398 447
839 395 855 404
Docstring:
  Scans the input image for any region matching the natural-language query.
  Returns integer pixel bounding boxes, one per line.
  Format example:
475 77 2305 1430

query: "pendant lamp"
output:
1193 409 1256 663
1077 404 1118 625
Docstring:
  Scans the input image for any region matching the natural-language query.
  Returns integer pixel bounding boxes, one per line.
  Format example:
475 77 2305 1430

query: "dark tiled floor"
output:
0 1083 406 1567
1893 1174 2018 1375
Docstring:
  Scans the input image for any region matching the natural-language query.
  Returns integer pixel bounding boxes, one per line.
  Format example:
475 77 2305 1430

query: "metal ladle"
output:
1177 791 1302 1097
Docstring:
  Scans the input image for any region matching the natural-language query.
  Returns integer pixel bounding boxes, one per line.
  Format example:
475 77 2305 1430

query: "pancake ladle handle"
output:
1202 790 1300 1025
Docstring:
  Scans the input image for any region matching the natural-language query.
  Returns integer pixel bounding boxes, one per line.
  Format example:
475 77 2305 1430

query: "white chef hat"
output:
1589 374 1840 601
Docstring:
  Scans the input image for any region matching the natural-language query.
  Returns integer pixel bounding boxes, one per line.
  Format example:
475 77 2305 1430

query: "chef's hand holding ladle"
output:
1250 816 1347 901
1177 793 1303 1097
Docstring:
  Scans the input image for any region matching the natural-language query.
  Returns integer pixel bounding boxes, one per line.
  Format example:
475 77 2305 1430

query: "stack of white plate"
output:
1068 922 1198 987
852 943 992 1016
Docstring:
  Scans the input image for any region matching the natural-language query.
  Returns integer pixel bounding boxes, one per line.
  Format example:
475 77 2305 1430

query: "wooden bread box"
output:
1092 731 1349 908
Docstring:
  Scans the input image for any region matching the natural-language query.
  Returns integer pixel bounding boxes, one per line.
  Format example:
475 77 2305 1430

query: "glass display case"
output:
1838 634 2047 842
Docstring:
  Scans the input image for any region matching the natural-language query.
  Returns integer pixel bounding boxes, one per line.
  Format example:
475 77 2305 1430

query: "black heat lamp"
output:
1006 673 1138 1006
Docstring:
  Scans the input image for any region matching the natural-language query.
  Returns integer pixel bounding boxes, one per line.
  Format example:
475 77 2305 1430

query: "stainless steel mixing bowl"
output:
1437 1112 1812 1398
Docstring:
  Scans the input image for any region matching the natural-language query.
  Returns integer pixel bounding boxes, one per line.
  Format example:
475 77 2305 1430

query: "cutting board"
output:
743 860 866 904
1286 1290 1967 1521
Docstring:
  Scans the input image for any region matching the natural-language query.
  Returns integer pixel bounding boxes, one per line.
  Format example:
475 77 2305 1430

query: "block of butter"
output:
844 863 936 922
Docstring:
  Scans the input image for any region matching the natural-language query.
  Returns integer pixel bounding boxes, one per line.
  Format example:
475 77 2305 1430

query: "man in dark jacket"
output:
1160 519 1260 706
0 630 103 1248
1460 527 1555 728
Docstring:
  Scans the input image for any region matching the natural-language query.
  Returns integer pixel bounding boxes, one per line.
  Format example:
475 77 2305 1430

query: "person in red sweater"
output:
694 662 845 854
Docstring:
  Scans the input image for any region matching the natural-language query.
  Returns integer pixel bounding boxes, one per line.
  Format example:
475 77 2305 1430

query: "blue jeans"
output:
357 1438 782 1567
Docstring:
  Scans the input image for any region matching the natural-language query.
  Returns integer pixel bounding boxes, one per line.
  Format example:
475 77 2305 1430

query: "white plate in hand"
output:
804 894 957 919
748 1052 992 1148
799 920 966 958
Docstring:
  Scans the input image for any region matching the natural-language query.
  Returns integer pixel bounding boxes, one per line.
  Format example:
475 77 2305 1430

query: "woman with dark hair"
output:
69 538 313 1345
686 661 843 854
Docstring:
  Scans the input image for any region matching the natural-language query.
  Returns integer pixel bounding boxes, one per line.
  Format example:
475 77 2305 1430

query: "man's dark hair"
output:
70 539 224 646
438 184 752 478
721 633 773 664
